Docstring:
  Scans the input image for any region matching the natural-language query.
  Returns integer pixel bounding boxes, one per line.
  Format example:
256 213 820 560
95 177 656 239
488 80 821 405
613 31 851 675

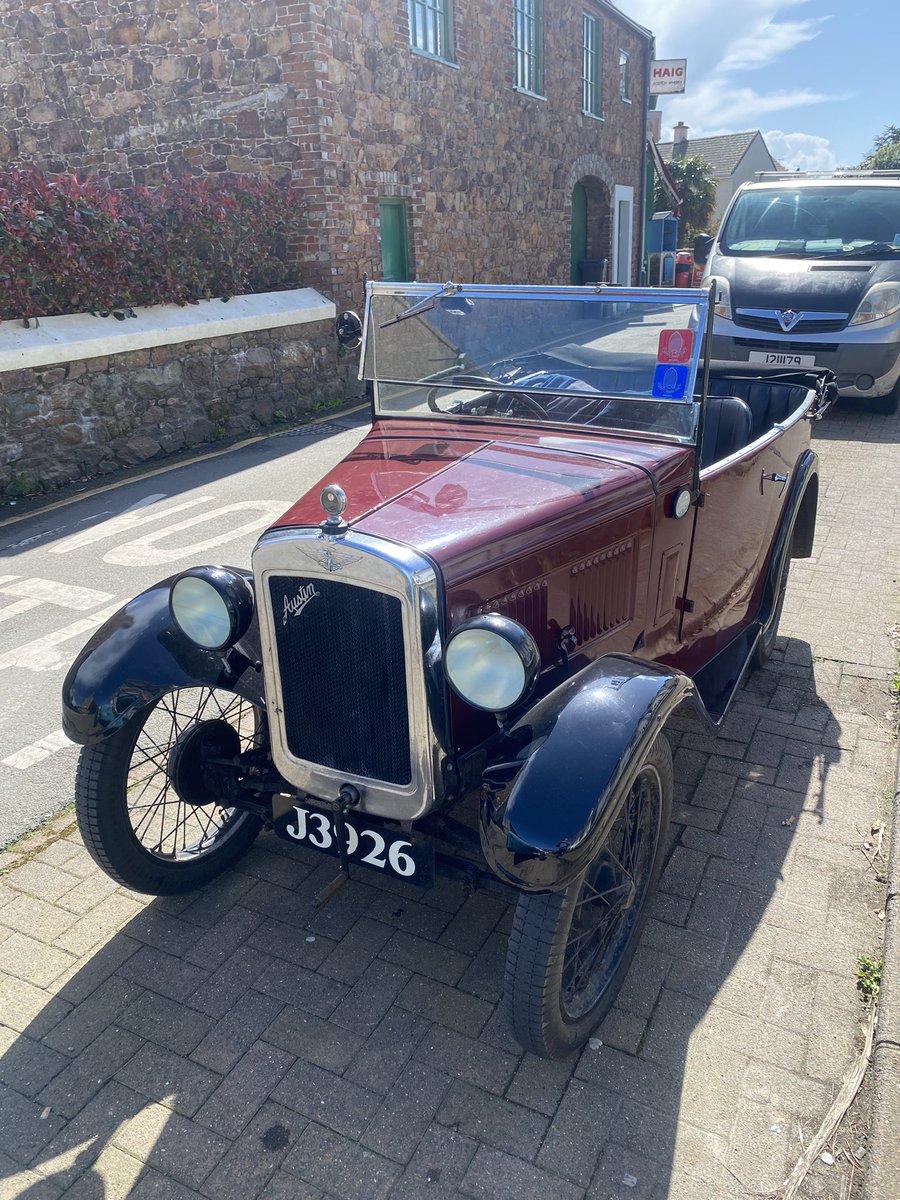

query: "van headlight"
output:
849 282 900 326
170 567 254 651
708 277 732 321
444 615 540 713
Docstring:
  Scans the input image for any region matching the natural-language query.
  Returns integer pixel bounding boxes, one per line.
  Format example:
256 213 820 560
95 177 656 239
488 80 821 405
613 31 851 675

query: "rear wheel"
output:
505 735 672 1058
753 559 789 669
75 687 264 895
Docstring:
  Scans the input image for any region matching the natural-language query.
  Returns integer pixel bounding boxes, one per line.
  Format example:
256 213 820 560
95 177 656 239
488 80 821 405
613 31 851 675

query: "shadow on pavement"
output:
0 410 371 560
0 635 845 1199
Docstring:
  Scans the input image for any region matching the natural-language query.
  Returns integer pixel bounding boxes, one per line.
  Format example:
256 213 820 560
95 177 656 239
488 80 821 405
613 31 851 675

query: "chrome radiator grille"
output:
252 528 445 820
267 575 411 785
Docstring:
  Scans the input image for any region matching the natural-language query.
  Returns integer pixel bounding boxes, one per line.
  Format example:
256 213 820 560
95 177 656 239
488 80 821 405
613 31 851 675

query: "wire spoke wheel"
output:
505 735 672 1057
560 765 662 1020
76 687 265 895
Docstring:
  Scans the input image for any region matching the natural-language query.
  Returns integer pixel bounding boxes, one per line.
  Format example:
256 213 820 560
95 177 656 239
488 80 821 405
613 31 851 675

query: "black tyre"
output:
505 734 672 1058
753 559 789 670
866 387 900 417
75 687 264 895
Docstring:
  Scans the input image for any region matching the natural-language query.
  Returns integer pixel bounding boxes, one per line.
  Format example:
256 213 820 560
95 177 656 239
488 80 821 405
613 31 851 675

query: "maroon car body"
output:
62 282 833 1057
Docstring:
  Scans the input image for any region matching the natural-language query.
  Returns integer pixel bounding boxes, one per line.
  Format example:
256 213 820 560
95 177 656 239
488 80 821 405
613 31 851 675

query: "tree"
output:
860 125 900 170
655 156 716 240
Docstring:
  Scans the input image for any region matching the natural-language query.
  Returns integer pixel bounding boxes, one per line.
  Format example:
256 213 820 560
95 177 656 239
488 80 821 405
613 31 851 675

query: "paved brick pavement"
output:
0 402 896 1200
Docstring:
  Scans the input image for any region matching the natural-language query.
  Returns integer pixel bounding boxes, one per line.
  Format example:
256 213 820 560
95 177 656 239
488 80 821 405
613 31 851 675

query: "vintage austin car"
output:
62 282 833 1057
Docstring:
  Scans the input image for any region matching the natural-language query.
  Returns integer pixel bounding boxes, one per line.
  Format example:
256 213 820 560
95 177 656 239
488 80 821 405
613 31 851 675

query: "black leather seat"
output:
707 377 809 442
699 394 752 467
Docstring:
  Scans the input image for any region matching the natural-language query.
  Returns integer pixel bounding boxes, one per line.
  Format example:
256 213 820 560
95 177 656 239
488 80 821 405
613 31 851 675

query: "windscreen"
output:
362 284 710 444
720 185 900 257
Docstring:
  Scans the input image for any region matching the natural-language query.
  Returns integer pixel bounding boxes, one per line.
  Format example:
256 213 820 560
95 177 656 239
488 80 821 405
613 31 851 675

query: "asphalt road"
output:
0 412 370 847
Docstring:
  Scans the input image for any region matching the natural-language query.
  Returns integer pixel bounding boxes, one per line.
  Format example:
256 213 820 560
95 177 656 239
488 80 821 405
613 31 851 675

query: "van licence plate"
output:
748 351 816 368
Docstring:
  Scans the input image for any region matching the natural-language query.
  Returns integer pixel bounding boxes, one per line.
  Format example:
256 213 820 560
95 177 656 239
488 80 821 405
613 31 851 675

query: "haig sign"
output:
650 59 687 94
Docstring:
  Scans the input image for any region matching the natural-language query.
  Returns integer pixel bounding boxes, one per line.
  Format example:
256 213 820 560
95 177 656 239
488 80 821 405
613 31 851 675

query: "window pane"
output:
409 0 449 59
513 0 541 93
619 49 630 99
582 13 600 115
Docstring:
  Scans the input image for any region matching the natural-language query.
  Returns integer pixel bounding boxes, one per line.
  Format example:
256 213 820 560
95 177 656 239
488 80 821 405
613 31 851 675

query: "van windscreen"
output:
720 185 900 258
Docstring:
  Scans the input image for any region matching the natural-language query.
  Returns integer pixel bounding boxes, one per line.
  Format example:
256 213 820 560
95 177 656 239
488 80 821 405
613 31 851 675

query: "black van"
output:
695 173 900 413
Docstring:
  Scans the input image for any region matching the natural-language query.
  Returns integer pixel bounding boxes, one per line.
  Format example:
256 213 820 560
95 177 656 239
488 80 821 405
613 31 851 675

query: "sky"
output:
618 0 896 169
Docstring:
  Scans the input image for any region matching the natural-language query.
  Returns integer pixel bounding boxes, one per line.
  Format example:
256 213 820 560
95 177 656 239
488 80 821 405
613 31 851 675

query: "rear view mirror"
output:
693 234 714 266
336 310 363 349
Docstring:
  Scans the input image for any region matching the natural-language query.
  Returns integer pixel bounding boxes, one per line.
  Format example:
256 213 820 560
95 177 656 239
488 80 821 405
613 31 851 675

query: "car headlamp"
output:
444 614 540 713
170 567 254 651
849 282 900 326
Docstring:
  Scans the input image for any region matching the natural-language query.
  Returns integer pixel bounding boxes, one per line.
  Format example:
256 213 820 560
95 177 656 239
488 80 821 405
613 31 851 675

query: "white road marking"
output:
49 494 213 555
0 600 123 672
0 577 115 612
1 510 114 552
104 500 289 566
2 729 73 770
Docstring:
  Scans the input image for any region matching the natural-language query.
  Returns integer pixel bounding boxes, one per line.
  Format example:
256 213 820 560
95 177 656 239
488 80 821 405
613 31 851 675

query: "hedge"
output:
0 170 306 322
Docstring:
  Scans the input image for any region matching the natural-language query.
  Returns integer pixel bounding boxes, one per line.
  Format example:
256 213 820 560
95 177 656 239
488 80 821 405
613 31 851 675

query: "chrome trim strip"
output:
735 307 849 320
252 528 446 820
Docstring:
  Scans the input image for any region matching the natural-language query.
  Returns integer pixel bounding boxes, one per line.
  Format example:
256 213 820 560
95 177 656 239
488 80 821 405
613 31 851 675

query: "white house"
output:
657 124 784 229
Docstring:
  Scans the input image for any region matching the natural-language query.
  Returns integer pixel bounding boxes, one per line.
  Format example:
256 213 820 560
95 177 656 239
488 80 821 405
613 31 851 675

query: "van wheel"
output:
867 385 899 416
75 687 264 896
504 735 672 1058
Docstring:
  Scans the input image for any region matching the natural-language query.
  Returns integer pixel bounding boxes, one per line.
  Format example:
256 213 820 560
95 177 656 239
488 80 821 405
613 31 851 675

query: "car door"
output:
679 430 795 656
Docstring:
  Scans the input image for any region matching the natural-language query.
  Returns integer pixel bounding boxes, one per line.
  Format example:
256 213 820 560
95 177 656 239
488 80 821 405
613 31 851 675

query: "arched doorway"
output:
569 176 611 284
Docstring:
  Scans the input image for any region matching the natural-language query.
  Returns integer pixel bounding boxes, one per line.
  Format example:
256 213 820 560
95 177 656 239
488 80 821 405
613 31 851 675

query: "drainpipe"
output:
638 37 654 285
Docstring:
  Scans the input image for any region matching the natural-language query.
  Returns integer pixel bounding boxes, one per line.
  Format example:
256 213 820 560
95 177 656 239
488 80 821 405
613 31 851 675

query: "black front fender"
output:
479 655 694 893
61 572 265 746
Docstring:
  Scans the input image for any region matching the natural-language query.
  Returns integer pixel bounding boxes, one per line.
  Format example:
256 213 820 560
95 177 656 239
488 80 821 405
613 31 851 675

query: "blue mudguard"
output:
61 573 264 746
479 654 696 893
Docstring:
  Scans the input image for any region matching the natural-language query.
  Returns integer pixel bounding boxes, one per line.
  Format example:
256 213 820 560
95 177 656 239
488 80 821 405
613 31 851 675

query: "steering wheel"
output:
426 373 497 413
501 391 550 420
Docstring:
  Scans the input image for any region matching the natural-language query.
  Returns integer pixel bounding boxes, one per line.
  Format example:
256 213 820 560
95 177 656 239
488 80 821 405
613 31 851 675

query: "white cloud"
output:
720 16 829 71
661 80 843 139
619 0 842 166
763 130 838 170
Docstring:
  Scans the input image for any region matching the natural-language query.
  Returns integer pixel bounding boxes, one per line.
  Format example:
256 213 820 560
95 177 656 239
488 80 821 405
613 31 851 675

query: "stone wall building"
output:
0 1 652 307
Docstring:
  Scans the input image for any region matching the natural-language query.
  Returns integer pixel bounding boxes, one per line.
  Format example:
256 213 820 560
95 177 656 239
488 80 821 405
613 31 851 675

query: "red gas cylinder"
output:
674 250 693 288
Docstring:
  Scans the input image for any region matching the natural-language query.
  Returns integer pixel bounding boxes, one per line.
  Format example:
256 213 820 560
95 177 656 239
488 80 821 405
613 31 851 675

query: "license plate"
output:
274 802 435 887
748 351 816 368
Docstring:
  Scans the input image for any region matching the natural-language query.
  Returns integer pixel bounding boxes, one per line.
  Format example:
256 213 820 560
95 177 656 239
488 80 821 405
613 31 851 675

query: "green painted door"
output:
379 199 410 281
570 183 587 284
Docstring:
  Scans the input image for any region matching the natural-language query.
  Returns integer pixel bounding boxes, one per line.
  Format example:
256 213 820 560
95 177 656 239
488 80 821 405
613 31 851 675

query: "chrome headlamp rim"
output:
169 566 254 652
444 613 540 713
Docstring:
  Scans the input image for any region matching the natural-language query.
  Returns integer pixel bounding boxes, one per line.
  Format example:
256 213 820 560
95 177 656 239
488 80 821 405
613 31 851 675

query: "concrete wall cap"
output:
0 288 336 373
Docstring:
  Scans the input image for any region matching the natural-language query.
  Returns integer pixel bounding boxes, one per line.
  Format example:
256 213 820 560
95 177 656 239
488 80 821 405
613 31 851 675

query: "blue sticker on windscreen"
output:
652 363 689 400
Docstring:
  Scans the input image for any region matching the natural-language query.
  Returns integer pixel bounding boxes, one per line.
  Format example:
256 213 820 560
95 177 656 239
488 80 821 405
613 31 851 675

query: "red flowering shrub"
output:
0 170 305 322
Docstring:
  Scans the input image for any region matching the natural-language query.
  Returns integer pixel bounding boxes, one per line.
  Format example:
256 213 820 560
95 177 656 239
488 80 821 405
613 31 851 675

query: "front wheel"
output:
505 735 672 1058
75 687 264 895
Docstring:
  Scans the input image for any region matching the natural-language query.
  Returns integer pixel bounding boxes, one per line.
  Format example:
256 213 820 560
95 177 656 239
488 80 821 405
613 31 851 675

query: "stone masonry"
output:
0 320 349 499
0 1 651 309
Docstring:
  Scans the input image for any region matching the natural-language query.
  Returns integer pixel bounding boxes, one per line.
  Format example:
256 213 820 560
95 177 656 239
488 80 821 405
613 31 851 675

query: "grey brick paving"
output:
0 406 895 1199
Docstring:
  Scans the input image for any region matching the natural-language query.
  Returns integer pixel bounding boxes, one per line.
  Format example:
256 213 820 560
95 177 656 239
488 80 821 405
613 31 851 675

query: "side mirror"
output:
335 310 363 349
693 234 714 267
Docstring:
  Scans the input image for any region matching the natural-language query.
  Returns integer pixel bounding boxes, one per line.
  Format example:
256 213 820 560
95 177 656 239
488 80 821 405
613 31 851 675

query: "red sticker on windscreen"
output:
658 329 694 364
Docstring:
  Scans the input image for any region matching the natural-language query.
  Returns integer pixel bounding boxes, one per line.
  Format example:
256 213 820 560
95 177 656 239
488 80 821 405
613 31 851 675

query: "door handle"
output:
760 469 790 496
